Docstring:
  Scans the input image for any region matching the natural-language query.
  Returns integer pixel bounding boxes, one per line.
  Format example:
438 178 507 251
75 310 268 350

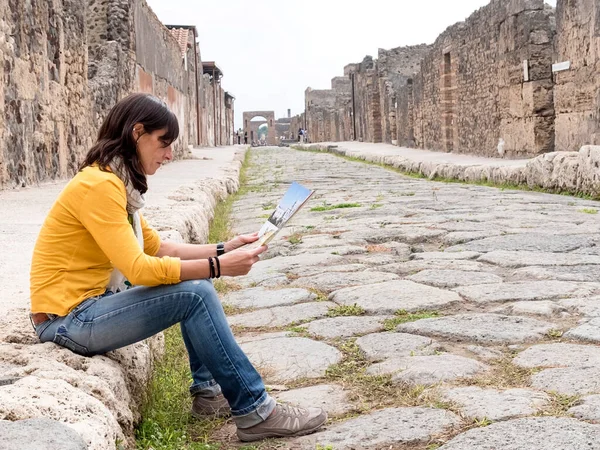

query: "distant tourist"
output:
29 93 327 442
244 131 248 144
237 128 242 145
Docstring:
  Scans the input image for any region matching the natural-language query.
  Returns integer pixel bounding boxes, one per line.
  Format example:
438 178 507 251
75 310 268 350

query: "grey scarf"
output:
107 156 145 292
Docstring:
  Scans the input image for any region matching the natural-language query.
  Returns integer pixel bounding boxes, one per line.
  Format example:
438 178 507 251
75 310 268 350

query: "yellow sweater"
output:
30 166 181 315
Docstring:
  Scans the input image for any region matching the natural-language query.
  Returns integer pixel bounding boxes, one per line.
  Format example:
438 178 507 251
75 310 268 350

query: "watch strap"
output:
216 242 225 256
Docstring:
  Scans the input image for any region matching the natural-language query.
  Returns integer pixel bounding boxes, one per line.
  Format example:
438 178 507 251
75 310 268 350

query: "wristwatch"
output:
216 242 225 256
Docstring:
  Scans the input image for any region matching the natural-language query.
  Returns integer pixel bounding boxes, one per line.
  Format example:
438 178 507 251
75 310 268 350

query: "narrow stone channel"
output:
212 146 600 449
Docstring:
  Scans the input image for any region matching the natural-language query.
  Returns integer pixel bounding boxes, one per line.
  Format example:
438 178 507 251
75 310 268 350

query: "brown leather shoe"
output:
191 393 231 418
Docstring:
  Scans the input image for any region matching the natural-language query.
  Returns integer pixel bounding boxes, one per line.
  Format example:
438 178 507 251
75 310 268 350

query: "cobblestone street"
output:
219 147 600 449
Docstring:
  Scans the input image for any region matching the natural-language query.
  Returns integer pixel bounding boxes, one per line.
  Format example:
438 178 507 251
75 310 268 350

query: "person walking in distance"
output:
29 93 327 442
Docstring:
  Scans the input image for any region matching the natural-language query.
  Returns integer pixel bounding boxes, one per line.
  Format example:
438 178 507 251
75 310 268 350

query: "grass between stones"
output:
383 310 440 331
310 202 362 211
136 150 255 450
292 146 600 201
457 355 541 390
286 231 303 244
327 303 366 317
538 392 581 417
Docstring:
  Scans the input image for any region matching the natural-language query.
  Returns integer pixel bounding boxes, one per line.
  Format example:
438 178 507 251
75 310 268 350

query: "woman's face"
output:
134 126 174 175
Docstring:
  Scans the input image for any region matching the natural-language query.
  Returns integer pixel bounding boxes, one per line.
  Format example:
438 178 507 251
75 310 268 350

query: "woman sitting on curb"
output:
29 93 327 442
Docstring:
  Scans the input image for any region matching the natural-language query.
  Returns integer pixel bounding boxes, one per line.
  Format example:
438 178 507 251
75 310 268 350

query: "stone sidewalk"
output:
299 141 600 198
214 146 600 449
0 146 246 449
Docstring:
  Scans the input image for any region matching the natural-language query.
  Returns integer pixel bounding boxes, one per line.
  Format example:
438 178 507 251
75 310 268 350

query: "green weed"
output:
383 310 440 331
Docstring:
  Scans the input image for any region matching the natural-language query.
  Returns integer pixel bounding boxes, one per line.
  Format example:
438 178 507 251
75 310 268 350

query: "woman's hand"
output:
224 232 260 253
219 245 267 277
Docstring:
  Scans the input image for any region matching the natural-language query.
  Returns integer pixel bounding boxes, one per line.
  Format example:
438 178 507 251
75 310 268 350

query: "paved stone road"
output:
218 147 600 449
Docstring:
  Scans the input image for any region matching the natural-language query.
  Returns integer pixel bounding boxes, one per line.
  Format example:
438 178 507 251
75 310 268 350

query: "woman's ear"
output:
132 123 145 141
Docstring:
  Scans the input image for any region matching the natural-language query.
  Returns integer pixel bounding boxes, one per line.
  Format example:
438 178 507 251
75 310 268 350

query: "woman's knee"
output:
179 279 220 306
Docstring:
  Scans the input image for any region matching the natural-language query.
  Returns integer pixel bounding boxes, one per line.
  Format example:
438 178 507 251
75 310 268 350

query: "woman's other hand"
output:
225 232 259 252
219 245 267 276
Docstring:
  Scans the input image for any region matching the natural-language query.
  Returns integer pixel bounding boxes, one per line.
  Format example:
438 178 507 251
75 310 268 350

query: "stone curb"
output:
0 149 246 450
298 143 600 198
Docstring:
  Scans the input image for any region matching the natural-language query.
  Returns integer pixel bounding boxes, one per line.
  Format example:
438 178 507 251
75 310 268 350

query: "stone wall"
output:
345 57 382 143
1 0 234 189
377 45 430 144
290 113 305 142
304 0 562 159
133 1 190 158
332 76 353 142
304 75 353 144
0 0 93 189
554 0 600 151
412 0 555 158
305 88 337 143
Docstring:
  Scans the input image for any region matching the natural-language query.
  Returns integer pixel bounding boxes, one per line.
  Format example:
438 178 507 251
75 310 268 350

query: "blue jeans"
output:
35 280 275 428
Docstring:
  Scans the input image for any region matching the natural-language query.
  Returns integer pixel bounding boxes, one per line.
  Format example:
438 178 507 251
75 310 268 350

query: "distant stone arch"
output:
243 111 276 145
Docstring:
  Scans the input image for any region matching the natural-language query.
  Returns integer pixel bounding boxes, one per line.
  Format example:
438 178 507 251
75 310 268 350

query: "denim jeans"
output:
35 280 275 428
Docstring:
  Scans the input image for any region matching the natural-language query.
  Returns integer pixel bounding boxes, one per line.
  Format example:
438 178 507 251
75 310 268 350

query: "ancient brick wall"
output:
88 0 193 156
203 74 216 147
396 80 415 147
290 113 305 142
133 1 189 157
0 0 93 188
332 77 353 142
1 0 234 189
305 88 336 142
346 57 382 143
377 45 430 144
411 0 555 157
304 76 353 143
554 0 600 151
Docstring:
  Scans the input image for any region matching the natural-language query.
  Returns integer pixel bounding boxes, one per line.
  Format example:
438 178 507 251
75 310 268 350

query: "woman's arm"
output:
155 233 260 260
179 245 267 280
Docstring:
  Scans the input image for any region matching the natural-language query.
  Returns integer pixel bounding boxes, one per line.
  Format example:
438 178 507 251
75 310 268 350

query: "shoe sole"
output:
237 416 327 442
191 409 231 419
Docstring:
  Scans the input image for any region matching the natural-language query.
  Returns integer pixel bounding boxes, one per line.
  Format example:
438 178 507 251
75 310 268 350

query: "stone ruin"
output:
298 0 600 159
0 0 235 190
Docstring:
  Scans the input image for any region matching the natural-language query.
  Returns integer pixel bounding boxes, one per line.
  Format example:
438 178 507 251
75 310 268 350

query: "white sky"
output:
146 0 557 129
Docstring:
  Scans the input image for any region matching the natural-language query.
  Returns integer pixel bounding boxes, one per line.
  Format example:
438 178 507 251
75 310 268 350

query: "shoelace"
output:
278 403 305 418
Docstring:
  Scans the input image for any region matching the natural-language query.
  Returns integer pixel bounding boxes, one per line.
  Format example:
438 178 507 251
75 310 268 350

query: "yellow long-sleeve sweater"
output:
30 165 181 315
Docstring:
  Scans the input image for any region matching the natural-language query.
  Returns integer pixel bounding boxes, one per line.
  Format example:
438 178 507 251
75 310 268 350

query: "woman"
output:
29 93 326 442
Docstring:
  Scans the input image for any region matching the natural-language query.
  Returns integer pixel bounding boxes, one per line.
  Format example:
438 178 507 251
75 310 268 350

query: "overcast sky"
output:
146 0 557 129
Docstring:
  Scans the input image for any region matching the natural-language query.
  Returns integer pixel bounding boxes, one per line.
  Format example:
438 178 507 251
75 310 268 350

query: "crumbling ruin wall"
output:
346 57 382 143
290 113 305 142
411 0 555 157
304 76 352 143
377 45 430 144
396 79 416 147
331 77 353 142
0 0 93 189
1 0 234 189
305 88 337 143
554 0 600 151
87 0 136 133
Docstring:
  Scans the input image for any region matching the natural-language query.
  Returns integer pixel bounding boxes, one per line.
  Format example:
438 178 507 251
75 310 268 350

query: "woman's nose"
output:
165 146 173 160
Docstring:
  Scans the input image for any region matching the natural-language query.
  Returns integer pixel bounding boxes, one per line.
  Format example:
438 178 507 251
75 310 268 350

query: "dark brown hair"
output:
80 93 179 194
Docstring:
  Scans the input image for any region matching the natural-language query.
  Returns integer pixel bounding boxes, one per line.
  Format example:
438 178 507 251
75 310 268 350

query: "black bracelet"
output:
217 242 225 256
208 257 215 278
214 256 221 278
